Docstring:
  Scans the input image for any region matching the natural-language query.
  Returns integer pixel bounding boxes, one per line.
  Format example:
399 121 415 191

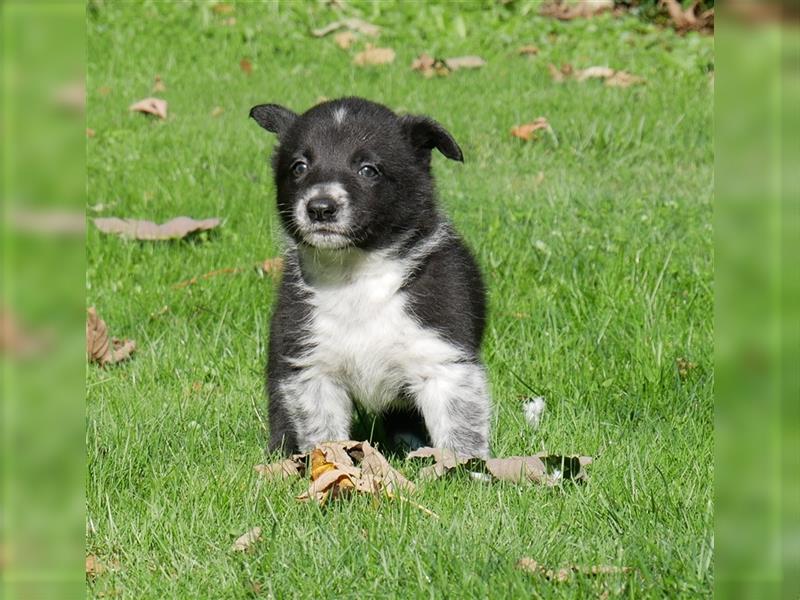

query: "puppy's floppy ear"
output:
400 114 464 162
249 104 298 136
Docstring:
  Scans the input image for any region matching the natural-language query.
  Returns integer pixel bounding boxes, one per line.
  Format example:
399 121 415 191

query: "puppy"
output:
250 97 492 457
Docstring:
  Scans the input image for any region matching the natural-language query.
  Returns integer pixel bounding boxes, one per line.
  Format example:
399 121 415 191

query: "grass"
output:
86 2 714 598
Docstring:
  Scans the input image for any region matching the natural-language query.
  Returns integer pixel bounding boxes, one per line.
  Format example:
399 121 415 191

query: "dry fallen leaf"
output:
211 2 234 15
518 45 540 56
1 308 49 358
231 527 262 552
574 65 616 81
334 30 357 49
540 0 614 20
86 554 119 578
444 55 486 70
549 64 645 87
517 558 633 581
257 441 423 512
662 0 714 33
211 106 224 117
548 63 573 82
86 307 136 366
407 447 591 485
239 58 253 75
87 127 96 138
129 97 167 120
93 216 221 240
152 75 166 93
254 456 305 480
260 257 284 277
312 18 380 38
86 554 103 577
510 117 552 142
353 45 395 67
411 53 450 78
411 54 486 77
54 80 85 112
9 209 85 235
98 85 112 97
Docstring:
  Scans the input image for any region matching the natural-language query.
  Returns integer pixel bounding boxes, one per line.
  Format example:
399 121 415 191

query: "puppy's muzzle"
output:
306 196 338 223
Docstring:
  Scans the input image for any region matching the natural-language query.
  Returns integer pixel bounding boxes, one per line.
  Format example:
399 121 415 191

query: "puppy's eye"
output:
291 161 308 177
358 165 379 179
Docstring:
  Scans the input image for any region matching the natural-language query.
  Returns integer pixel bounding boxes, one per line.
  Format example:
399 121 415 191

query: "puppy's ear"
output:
400 115 464 162
249 104 298 136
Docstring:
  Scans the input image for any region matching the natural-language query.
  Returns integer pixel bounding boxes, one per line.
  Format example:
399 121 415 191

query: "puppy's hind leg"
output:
411 361 492 458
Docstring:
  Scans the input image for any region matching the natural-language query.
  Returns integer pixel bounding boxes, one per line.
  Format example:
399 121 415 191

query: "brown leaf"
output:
353 45 395 67
510 117 552 142
547 63 573 82
359 442 415 493
239 58 252 75
549 64 645 87
444 55 486 70
9 209 85 235
211 2 234 15
407 447 591 485
87 127 96 138
93 216 221 240
661 0 714 32
411 54 485 76
260 257 285 277
54 80 85 112
574 65 616 81
267 441 422 508
255 457 305 480
518 45 540 56
540 0 614 20
98 86 112 96
312 18 380 38
604 70 646 88
86 554 119 578
152 75 166 93
517 558 632 581
129 97 167 120
334 30 357 50
1 308 49 358
86 554 103 577
411 53 450 78
211 106 224 117
86 307 135 366
231 527 261 552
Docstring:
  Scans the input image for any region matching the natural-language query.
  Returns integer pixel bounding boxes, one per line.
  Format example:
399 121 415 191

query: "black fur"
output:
251 97 489 456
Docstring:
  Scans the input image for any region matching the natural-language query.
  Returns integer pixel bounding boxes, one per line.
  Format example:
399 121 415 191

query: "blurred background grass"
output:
0 1 797 598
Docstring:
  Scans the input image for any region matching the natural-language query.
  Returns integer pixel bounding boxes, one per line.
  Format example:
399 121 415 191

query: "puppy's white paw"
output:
522 396 546 430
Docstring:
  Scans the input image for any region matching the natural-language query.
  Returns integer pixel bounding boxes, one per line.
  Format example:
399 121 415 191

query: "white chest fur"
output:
291 248 463 413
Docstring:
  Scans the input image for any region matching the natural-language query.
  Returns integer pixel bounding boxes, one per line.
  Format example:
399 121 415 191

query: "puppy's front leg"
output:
278 371 353 452
411 362 492 458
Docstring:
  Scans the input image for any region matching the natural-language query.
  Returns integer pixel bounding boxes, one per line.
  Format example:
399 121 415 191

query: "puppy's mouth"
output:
299 226 353 250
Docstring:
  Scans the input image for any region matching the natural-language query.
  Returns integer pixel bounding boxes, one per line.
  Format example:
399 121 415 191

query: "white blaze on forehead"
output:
332 106 347 125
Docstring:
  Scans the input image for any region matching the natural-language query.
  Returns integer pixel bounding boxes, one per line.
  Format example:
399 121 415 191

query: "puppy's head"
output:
250 97 462 250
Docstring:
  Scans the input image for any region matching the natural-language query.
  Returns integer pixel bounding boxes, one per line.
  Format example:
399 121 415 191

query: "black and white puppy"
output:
250 97 491 458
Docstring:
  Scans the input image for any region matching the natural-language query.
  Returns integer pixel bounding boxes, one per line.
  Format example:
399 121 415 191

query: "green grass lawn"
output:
86 2 714 597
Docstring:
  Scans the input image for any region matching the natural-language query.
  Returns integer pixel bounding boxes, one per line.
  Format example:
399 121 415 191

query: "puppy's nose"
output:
306 197 338 223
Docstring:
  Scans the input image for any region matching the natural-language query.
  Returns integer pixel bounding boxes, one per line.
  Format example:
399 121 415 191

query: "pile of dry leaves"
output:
254 440 592 517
